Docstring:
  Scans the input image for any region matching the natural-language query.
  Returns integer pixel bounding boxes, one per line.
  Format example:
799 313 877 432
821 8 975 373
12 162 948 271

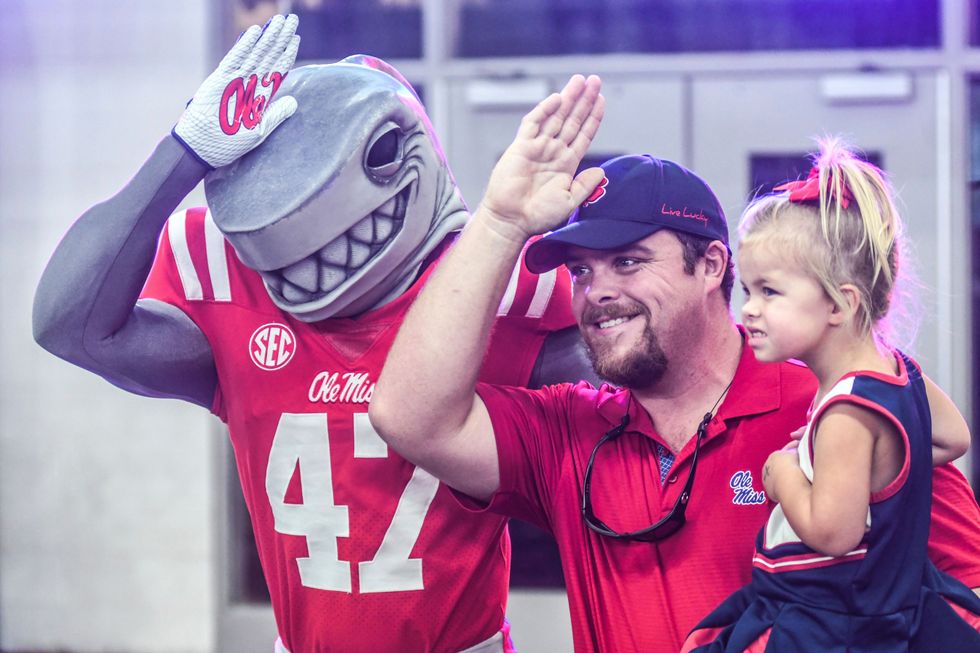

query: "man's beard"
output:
583 321 669 389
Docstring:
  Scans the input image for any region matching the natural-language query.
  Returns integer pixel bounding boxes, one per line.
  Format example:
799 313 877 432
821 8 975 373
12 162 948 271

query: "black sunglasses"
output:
581 410 713 542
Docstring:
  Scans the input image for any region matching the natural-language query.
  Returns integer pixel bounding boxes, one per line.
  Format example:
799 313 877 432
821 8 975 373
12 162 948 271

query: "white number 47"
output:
265 412 439 593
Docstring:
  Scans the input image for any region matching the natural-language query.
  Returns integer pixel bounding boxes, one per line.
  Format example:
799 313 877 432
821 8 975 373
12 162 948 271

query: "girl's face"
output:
738 244 837 364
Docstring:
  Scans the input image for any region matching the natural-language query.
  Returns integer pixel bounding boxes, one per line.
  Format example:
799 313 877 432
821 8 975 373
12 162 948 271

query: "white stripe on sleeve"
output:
204 210 232 302
496 260 522 316
526 268 556 318
168 210 203 301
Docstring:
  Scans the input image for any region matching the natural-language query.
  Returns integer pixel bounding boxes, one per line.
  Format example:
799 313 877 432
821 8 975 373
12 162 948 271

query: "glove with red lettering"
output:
173 13 300 169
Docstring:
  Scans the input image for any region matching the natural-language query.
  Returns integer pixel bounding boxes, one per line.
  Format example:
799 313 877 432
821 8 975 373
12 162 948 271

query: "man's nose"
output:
584 269 621 304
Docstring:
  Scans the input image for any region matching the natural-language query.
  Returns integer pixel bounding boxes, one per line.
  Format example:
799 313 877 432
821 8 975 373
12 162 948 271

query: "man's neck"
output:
631 316 743 449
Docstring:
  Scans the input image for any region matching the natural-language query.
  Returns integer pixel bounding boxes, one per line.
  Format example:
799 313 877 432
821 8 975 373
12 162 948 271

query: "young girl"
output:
682 139 980 652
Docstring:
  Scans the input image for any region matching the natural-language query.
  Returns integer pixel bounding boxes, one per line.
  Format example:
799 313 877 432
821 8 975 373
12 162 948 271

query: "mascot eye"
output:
366 127 403 178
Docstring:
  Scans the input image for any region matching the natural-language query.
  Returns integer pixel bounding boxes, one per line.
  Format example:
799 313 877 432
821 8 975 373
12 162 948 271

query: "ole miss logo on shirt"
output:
249 322 296 370
730 470 767 505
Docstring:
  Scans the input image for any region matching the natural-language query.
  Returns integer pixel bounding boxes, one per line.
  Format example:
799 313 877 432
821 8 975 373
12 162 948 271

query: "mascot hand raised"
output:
173 13 300 168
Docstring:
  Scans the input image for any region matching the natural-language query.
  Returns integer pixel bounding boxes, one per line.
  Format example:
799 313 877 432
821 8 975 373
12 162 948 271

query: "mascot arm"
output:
33 14 301 408
33 136 219 407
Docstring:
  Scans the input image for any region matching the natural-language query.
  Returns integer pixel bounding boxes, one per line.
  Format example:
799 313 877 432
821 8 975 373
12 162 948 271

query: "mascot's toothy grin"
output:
262 183 410 303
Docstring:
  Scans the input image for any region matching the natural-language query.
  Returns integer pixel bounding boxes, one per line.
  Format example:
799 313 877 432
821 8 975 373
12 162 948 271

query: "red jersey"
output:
141 207 576 653
471 337 980 653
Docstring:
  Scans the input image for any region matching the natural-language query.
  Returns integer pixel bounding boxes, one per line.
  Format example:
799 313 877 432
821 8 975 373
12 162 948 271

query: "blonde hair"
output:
738 138 912 345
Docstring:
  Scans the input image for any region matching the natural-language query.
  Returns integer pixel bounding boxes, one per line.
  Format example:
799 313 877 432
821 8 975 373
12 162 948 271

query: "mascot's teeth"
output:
318 265 346 291
271 183 411 305
318 238 349 266
281 257 319 292
349 240 372 267
264 274 284 293
281 280 314 303
376 195 398 218
373 215 395 241
349 215 375 243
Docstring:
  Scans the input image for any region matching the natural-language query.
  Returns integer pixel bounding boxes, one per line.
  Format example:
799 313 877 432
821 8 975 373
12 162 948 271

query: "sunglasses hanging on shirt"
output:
580 375 735 542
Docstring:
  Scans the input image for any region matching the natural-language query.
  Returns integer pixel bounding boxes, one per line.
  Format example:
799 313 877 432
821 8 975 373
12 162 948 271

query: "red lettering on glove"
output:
219 72 284 136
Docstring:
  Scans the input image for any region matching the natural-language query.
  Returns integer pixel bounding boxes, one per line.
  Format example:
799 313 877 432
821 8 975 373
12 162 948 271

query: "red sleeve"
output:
480 239 576 386
141 207 216 302
452 382 576 531
929 463 980 588
140 206 227 419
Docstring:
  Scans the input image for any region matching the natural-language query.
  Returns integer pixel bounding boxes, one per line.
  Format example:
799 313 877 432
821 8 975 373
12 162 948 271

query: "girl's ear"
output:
829 283 861 326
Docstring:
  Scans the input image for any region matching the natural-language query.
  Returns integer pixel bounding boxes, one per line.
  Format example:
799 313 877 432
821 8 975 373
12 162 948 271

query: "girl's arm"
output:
764 403 885 557
923 374 971 466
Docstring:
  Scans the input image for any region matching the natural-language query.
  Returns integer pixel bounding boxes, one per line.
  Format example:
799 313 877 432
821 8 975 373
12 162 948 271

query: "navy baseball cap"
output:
525 154 729 273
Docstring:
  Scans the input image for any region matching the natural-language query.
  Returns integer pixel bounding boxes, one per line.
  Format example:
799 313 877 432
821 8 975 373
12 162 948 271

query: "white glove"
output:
173 13 300 168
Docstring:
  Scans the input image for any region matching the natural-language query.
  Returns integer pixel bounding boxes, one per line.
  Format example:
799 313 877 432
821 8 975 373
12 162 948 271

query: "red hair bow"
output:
773 167 853 210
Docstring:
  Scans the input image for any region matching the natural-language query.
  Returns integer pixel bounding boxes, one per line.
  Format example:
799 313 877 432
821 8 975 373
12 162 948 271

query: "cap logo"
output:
581 175 608 207
730 470 767 505
661 203 709 227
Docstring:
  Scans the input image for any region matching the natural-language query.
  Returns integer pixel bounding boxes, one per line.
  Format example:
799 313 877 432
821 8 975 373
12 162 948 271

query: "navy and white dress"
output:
683 351 980 652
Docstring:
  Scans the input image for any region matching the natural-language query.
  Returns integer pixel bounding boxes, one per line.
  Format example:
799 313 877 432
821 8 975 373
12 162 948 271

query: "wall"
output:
0 1 217 651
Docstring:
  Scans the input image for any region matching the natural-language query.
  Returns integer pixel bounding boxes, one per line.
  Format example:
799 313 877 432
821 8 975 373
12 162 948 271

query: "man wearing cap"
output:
371 75 980 651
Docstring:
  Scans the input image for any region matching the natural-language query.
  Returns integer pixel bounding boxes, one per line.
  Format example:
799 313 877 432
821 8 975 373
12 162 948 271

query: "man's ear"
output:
829 283 861 326
702 240 729 291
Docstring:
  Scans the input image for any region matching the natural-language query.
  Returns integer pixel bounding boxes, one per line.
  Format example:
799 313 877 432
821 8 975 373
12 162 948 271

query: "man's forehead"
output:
561 229 675 264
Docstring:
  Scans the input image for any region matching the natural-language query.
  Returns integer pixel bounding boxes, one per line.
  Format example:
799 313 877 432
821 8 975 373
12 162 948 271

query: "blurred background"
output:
2 0 979 650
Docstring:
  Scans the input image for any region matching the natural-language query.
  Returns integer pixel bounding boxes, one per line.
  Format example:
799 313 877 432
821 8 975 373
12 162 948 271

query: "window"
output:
456 0 940 58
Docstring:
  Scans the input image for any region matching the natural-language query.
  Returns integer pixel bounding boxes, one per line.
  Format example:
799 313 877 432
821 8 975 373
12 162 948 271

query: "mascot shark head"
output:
204 55 467 321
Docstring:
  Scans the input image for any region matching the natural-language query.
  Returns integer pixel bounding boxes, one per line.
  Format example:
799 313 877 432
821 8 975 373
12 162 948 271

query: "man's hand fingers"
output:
539 75 586 139
557 75 601 145
569 92 604 158
517 92 562 142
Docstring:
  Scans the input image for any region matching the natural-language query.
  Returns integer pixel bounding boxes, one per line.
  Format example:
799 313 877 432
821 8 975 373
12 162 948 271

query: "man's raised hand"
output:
480 74 605 242
173 14 300 169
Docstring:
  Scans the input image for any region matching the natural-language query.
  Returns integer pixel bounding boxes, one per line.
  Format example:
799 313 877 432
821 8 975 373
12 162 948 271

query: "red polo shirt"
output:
470 336 980 653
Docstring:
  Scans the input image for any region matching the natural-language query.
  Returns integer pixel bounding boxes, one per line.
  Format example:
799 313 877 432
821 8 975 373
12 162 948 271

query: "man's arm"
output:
929 464 980 596
370 75 604 501
32 15 299 407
